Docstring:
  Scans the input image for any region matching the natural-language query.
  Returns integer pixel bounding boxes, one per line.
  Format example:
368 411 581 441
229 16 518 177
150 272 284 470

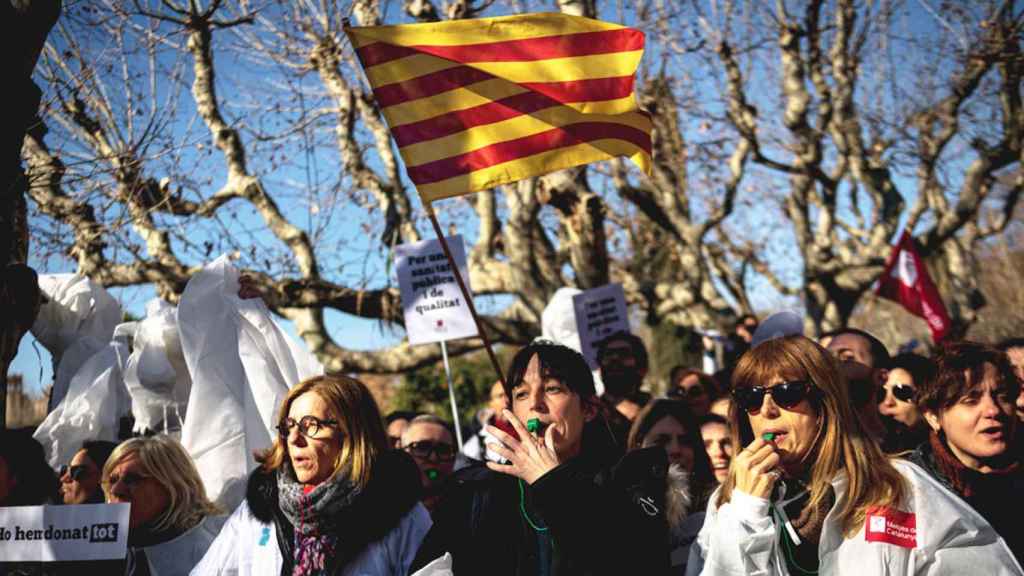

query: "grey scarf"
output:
276 465 360 536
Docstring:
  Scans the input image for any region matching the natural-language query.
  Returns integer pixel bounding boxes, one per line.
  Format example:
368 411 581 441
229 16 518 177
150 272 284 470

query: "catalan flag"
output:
345 13 652 202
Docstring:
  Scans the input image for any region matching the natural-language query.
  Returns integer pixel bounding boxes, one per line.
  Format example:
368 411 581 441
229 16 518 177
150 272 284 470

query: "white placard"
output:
0 503 129 562
573 284 630 368
396 235 478 345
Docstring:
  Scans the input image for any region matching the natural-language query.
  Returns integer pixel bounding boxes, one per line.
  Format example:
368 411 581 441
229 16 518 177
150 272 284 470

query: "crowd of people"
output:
2 316 1023 576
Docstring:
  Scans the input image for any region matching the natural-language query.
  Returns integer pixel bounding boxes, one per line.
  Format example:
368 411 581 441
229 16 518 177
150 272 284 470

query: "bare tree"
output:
696 0 1022 336
24 0 754 374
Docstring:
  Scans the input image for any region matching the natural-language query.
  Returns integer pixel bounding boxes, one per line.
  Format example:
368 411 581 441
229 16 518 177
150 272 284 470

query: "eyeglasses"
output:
105 471 150 489
880 383 915 403
277 415 338 439
403 441 456 462
732 380 813 413
59 464 89 482
668 384 707 400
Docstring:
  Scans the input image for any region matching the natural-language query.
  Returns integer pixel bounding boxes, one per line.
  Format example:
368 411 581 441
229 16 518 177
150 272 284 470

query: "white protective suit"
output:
134 515 226 576
189 501 431 575
30 274 122 410
692 459 1024 576
120 299 192 435
177 256 323 512
32 337 132 468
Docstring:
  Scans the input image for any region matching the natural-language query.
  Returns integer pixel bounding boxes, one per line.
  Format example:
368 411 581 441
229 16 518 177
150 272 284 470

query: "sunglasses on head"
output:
880 383 915 403
732 380 813 413
59 464 89 482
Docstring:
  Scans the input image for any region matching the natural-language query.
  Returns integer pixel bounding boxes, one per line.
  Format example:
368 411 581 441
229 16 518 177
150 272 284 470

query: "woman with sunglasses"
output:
193 374 430 575
627 399 715 574
906 341 1024 565
879 354 934 453
410 340 671 575
102 435 223 575
60 440 116 504
690 335 1022 576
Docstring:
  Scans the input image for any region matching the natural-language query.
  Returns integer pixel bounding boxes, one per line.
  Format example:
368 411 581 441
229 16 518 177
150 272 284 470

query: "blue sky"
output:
11 1 1007 395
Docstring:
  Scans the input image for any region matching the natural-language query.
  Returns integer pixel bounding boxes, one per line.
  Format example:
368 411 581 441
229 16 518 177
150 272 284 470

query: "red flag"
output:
875 231 952 342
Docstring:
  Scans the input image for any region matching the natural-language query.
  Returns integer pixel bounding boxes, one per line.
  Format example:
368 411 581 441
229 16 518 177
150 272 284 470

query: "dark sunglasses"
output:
403 440 456 462
668 384 707 400
880 383 915 403
277 415 338 439
59 464 89 482
732 380 813 413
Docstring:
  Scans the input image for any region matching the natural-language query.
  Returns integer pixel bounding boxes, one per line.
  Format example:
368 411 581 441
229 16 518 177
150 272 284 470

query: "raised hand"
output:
731 437 781 499
484 409 562 485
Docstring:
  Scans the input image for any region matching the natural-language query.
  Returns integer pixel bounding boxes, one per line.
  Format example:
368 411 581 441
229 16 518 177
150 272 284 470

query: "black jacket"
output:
246 450 423 576
905 439 1024 564
410 446 672 576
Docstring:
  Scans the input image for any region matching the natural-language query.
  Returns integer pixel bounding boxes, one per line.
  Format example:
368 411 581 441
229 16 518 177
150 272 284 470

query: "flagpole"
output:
439 340 464 447
424 201 507 389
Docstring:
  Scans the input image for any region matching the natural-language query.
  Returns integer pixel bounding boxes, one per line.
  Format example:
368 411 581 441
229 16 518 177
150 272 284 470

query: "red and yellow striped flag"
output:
345 13 652 202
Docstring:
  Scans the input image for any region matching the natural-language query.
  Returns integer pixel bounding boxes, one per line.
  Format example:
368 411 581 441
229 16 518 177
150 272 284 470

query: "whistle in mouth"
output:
526 418 541 434
763 432 776 442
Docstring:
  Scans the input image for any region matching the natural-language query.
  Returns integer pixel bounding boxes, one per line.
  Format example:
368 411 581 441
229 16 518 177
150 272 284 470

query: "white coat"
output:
692 460 1024 576
138 515 226 576
189 499 431 575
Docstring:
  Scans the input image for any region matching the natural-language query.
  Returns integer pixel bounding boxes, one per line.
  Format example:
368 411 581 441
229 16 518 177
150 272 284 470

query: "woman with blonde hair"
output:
689 335 1021 576
102 435 224 575
193 374 429 575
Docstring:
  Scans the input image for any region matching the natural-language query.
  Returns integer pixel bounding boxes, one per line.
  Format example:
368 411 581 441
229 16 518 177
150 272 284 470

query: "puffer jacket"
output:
190 451 431 575
691 459 1023 575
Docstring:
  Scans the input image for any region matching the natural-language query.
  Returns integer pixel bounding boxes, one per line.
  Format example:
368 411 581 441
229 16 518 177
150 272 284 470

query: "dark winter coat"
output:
905 434 1024 565
409 446 672 576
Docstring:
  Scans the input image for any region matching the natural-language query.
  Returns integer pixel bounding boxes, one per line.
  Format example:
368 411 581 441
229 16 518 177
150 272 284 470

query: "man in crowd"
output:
997 337 1024 423
385 410 418 449
401 414 457 513
827 327 889 443
595 331 652 444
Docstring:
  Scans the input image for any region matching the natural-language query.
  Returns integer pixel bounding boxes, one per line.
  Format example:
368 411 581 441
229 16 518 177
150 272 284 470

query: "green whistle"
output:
426 469 439 481
527 418 541 434
763 432 776 442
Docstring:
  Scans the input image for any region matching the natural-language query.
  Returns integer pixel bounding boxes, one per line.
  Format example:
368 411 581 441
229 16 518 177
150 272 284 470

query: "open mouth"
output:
763 429 787 443
980 426 1005 439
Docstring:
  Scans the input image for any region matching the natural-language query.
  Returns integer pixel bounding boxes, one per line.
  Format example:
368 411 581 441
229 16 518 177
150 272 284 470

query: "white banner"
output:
0 504 129 562
572 284 630 368
396 235 478 345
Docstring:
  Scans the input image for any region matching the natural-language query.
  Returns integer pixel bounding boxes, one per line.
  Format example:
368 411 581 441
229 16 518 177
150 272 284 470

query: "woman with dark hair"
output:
59 439 117 504
879 353 935 453
0 429 58 507
193 374 429 575
907 341 1023 563
411 340 671 575
690 335 1021 575
628 399 713 574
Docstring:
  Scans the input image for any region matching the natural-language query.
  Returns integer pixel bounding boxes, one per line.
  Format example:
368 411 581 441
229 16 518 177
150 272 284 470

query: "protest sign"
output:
0 503 129 562
573 284 630 368
396 235 478 345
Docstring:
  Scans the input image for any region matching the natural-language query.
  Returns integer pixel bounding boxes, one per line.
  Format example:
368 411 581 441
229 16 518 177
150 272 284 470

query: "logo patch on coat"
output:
864 506 916 548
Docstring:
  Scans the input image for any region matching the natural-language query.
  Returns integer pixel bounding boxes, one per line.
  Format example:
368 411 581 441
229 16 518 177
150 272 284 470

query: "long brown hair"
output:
717 336 906 536
256 374 388 489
